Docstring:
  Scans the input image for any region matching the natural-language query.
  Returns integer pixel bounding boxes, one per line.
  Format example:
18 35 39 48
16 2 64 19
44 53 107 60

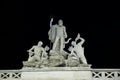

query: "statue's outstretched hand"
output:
27 50 33 53
27 50 30 52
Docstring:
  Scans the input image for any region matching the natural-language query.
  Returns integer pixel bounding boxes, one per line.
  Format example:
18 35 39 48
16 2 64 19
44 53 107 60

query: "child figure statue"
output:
68 33 88 65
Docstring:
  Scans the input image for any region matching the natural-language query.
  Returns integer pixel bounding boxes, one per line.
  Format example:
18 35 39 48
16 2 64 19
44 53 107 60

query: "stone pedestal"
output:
21 67 92 80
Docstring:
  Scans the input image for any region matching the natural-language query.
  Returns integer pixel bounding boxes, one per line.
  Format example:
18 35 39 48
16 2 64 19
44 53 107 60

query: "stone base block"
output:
21 67 92 80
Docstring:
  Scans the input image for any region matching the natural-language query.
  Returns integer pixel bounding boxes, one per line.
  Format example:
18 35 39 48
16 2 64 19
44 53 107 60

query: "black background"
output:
0 1 119 69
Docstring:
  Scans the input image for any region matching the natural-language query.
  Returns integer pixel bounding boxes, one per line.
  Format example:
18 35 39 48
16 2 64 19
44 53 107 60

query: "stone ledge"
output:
21 70 92 80
21 65 92 71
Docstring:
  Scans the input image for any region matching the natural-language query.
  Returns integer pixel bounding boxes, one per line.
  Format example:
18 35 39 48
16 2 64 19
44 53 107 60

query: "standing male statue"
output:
48 18 67 53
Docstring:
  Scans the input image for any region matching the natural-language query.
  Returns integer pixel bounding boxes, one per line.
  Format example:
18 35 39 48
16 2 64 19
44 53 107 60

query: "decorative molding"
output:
0 72 21 79
0 69 120 80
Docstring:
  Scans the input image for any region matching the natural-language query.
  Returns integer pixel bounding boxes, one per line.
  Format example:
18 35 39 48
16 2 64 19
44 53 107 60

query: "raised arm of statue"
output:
79 37 85 45
50 18 53 27
75 33 85 45
75 33 80 42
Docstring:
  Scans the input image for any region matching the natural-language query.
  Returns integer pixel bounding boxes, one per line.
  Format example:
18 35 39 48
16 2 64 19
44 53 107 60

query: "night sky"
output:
0 1 119 69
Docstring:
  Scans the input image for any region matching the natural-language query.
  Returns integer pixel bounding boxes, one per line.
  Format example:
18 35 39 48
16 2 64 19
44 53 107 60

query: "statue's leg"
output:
28 56 36 62
79 54 87 64
60 37 64 53
35 55 41 62
52 37 59 50
28 57 33 62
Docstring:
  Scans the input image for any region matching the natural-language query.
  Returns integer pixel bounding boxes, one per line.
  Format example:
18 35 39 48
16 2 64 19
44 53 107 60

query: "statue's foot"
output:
49 50 59 56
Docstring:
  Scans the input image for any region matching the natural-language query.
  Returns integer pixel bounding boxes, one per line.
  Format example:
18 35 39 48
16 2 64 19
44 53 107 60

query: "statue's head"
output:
71 41 76 46
45 46 49 51
58 19 63 26
38 41 43 46
68 46 73 52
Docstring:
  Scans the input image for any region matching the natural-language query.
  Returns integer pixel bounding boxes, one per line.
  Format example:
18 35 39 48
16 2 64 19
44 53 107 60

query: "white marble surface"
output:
21 70 92 80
